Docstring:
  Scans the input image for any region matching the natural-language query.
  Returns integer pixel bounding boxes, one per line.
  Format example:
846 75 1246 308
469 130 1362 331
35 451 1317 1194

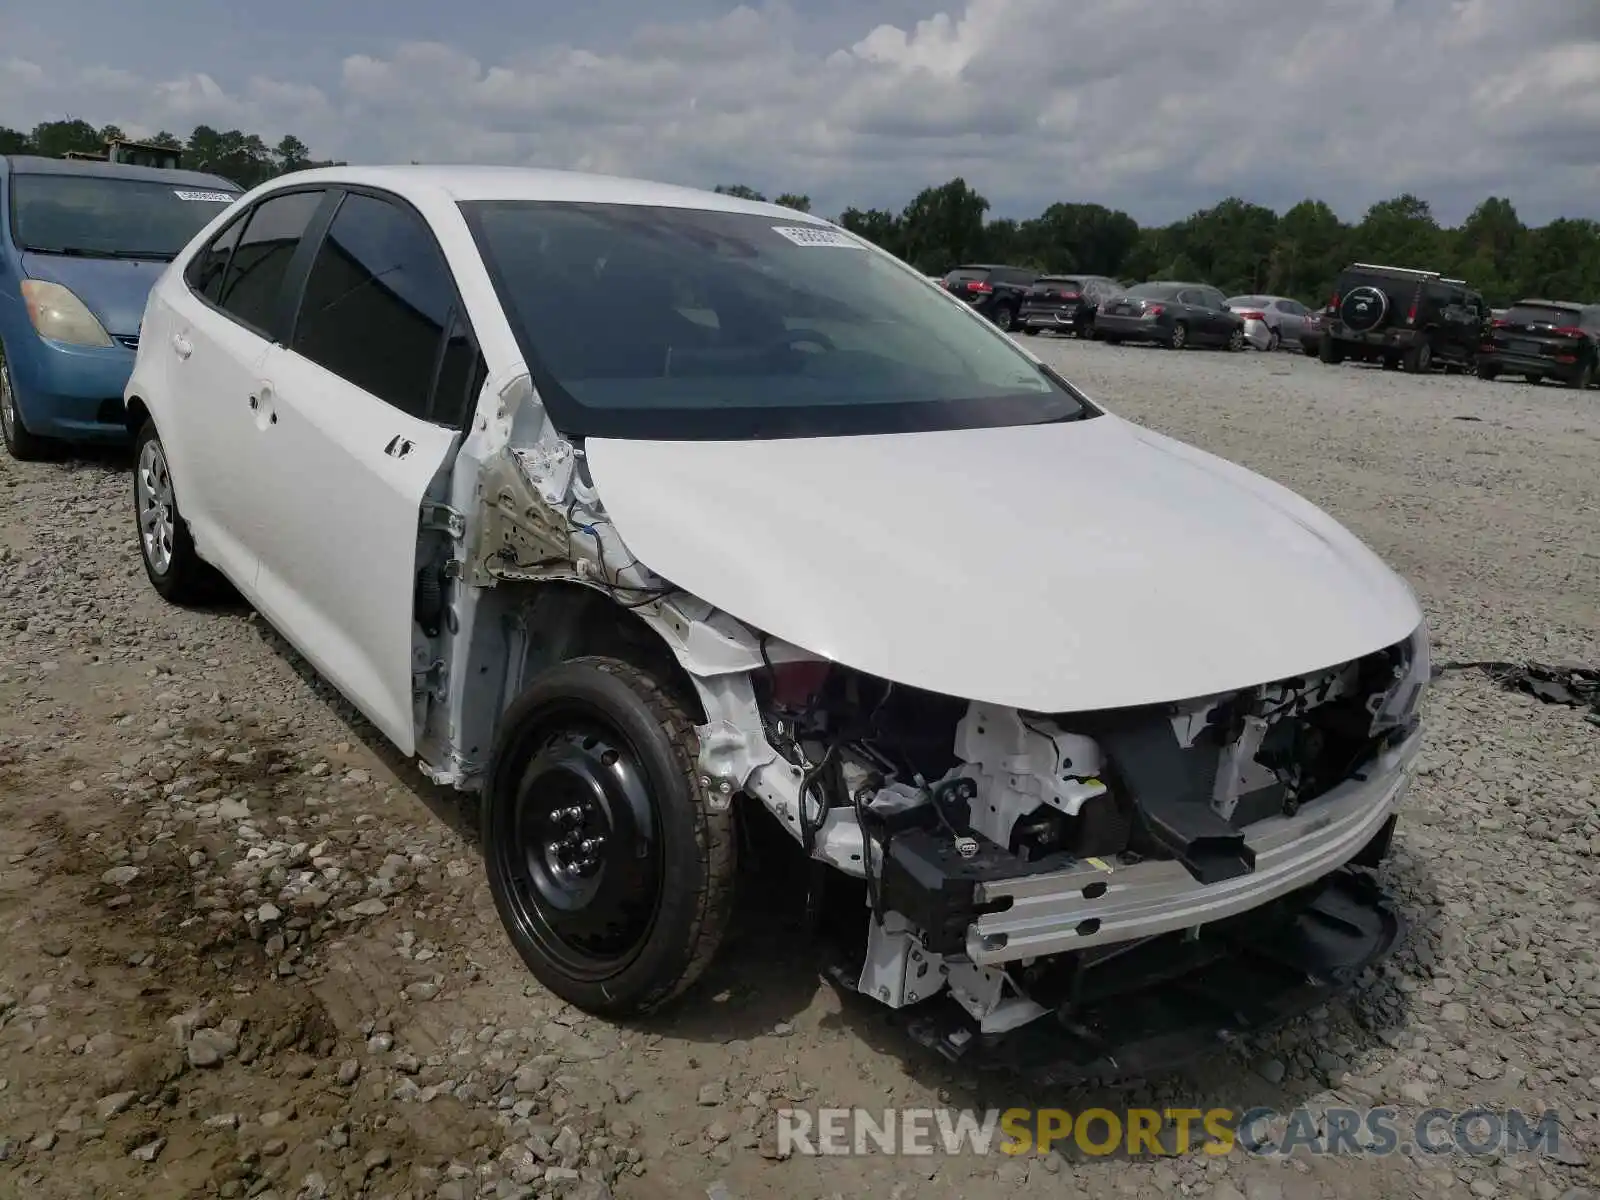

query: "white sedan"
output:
125 166 1430 1070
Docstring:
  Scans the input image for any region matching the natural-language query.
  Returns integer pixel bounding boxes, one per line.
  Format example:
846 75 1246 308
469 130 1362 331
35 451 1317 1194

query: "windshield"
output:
9 173 239 260
1503 304 1584 327
1125 283 1180 299
462 201 1093 440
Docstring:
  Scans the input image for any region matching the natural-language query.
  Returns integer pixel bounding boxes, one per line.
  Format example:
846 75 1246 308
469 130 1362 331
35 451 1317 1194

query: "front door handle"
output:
384 435 414 459
171 333 192 359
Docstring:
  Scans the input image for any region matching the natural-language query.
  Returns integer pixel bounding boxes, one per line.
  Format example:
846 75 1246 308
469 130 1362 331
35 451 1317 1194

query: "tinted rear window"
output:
1125 283 1181 299
1503 304 1584 327
944 268 991 284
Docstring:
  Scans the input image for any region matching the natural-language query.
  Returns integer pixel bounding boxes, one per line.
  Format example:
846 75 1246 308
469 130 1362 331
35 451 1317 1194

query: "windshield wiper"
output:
24 246 171 262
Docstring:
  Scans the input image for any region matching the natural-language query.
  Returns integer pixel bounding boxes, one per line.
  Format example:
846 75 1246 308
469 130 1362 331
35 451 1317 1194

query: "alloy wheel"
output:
135 437 177 576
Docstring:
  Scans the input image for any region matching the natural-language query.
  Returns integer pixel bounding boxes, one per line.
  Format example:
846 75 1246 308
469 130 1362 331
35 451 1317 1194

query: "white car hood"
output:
582 414 1423 712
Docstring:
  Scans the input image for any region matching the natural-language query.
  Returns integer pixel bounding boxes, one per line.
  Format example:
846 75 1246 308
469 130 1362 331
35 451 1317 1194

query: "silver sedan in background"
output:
1226 295 1314 351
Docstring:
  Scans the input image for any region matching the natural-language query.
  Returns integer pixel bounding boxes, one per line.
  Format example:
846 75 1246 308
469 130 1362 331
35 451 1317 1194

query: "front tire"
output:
0 350 57 462
133 420 223 605
482 656 736 1017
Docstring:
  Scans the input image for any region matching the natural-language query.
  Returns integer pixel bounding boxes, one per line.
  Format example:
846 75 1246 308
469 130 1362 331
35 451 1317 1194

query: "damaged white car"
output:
125 166 1430 1075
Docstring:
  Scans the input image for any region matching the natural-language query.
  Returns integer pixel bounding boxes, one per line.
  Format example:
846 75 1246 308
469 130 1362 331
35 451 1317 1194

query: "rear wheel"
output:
1476 363 1500 381
1266 327 1281 352
1225 327 1244 352
0 350 57 462
1524 374 1541 385
133 420 226 605
1022 326 1039 336
1103 336 1122 346
1318 335 1344 365
1301 341 1318 358
1168 322 1189 351
482 657 735 1016
992 305 1016 332
1403 341 1432 374
1570 362 1594 390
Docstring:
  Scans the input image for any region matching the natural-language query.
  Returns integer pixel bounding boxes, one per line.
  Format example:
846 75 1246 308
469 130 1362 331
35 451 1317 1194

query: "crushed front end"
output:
742 624 1429 1079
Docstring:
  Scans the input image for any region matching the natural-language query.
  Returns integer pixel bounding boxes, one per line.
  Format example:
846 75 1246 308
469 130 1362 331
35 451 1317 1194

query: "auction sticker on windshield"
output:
771 225 862 248
173 190 236 203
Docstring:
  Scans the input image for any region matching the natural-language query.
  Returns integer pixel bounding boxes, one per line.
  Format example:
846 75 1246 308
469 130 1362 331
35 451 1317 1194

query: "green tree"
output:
897 177 989 274
713 183 767 201
29 118 103 157
773 192 811 213
0 126 30 155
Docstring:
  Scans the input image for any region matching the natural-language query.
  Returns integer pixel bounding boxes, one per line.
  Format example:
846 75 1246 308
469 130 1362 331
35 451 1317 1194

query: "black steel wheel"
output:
482 656 735 1015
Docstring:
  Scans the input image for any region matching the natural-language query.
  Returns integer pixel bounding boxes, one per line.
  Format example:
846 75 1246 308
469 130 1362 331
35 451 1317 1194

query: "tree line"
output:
5 118 1593 306
720 178 1600 308
0 118 339 191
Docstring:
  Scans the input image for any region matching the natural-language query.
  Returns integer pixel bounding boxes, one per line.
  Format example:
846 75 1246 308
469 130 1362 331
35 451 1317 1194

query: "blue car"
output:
0 155 243 459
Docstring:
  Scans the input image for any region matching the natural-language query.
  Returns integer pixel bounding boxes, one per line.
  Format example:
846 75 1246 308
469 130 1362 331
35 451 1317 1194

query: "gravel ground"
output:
1 338 1597 1200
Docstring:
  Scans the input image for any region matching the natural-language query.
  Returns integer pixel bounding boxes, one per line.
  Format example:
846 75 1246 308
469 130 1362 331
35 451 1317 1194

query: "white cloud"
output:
2 0 1598 225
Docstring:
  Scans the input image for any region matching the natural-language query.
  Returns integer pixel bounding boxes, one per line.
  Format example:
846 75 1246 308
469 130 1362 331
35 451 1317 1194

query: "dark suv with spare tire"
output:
1477 299 1600 390
1318 263 1487 374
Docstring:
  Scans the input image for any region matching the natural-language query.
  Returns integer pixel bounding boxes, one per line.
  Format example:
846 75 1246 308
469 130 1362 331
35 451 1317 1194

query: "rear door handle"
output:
171 333 192 359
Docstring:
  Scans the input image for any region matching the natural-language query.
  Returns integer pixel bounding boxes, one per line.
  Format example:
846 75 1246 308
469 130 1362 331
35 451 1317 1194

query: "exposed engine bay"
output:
737 627 1428 1046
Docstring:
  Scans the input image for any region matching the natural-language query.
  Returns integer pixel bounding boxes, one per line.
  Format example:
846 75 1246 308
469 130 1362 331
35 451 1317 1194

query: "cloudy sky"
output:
3 0 1597 226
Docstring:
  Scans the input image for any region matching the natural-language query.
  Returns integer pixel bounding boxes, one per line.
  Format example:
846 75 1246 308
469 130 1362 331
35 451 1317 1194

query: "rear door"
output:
161 187 329 588
249 188 482 754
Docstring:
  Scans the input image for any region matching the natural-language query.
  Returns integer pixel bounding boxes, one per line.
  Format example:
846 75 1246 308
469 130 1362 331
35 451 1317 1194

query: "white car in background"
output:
1226 295 1316 351
124 166 1430 1076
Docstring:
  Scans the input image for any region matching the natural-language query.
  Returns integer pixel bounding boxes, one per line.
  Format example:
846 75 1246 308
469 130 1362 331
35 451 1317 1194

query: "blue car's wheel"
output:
0 350 57 462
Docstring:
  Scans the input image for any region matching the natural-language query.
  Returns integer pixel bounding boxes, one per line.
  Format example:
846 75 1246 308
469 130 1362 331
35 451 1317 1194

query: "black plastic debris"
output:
1434 661 1600 725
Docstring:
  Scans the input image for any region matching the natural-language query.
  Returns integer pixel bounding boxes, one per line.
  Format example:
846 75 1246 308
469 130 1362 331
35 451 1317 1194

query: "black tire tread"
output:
486 655 735 1016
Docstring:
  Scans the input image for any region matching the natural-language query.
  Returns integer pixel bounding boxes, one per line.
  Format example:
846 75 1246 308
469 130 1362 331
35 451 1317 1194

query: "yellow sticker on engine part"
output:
1084 857 1113 872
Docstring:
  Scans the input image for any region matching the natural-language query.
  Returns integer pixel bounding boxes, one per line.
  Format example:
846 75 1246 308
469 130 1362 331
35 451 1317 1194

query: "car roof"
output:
1510 298 1583 309
252 165 836 222
2 154 241 191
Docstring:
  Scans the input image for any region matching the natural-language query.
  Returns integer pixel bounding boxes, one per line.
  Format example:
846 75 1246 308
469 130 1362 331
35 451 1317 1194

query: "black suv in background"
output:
1018 274 1122 337
1477 300 1600 389
1319 263 1487 373
940 264 1039 331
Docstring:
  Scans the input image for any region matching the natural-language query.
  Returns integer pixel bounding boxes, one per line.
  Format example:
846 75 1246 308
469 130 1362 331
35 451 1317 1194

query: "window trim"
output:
181 183 338 346
280 183 485 431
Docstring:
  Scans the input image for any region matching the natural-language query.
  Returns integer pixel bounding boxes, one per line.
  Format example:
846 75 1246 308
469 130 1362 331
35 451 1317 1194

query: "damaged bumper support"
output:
963 729 1419 965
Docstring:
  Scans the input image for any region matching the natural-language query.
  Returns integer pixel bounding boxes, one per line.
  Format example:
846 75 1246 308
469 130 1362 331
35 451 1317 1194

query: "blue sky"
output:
3 0 1598 227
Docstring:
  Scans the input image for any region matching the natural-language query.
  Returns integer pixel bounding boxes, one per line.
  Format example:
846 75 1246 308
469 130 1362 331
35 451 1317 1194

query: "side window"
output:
217 190 324 334
1202 290 1228 310
1582 307 1600 332
1176 289 1203 307
187 213 247 303
432 311 485 427
290 191 463 421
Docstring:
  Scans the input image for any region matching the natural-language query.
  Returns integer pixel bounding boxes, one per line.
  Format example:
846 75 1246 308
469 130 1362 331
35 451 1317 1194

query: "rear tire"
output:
1022 326 1039 336
1225 327 1244 352
1266 328 1281 352
992 305 1016 332
133 420 227 606
1318 335 1344 365
1301 341 1318 358
1569 362 1594 390
1103 336 1122 346
1524 374 1541 385
0 351 58 463
482 656 736 1017
1476 363 1500 381
1168 322 1189 351
1402 341 1432 374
